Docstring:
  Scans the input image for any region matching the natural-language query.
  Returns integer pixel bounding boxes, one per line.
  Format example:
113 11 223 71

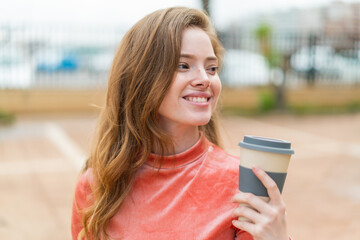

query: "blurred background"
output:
0 0 359 239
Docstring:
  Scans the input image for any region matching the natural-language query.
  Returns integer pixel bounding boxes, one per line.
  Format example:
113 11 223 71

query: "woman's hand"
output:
231 166 289 240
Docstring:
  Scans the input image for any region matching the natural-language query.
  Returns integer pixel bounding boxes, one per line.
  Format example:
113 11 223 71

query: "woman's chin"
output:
191 118 211 126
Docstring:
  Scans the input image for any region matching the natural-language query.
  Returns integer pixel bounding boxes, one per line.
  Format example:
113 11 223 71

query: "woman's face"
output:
158 27 221 131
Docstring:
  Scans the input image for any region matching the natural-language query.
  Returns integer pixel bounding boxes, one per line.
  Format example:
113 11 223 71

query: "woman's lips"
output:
182 92 211 103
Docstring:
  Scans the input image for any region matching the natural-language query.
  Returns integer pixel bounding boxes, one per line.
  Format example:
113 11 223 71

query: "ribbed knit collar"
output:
146 133 209 169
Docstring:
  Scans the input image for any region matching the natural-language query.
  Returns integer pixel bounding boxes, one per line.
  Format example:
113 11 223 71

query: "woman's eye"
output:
178 63 189 70
208 66 218 74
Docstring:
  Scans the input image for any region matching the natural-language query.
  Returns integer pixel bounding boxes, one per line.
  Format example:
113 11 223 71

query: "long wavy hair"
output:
79 7 224 239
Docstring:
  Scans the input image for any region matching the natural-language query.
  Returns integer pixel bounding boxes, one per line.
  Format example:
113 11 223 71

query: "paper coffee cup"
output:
237 135 294 222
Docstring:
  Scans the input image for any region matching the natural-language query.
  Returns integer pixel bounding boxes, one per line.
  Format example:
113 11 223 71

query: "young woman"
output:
71 7 290 240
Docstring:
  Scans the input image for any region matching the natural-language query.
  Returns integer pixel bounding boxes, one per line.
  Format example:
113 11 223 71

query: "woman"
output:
71 7 290 240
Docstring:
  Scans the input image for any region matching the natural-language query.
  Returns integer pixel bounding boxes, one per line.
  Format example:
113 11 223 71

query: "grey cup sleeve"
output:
239 166 287 197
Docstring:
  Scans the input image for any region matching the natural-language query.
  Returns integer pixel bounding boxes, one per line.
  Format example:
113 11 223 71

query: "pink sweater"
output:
71 134 253 239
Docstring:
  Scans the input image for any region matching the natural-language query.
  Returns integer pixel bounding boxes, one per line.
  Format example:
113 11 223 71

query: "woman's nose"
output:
190 68 210 88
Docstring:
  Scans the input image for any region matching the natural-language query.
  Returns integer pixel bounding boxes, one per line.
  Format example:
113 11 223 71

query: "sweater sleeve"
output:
234 228 292 240
71 170 93 240
235 229 254 240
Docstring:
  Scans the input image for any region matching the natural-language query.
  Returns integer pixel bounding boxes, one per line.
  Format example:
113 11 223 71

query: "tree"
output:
201 0 211 17
254 23 286 110
254 23 281 68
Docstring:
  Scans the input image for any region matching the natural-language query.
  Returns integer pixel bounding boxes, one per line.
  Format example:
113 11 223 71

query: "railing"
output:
1 23 360 89
220 32 360 87
0 23 124 89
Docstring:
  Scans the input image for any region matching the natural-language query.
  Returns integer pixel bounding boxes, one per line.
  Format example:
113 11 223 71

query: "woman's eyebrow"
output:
180 53 218 61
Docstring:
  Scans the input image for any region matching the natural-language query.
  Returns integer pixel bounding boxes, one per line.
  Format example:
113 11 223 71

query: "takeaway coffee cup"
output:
237 135 294 222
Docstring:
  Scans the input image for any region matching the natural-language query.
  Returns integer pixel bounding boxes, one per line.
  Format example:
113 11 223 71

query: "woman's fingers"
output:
252 166 281 203
232 191 276 218
232 204 263 223
232 192 266 209
232 219 256 236
231 191 275 219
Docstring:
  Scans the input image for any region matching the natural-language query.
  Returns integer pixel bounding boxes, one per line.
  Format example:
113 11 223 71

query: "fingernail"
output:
252 165 259 172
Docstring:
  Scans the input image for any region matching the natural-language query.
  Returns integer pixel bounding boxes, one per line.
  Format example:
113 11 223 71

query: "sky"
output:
1 0 360 29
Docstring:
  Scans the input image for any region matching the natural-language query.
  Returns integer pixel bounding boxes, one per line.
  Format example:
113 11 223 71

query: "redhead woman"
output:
71 7 290 240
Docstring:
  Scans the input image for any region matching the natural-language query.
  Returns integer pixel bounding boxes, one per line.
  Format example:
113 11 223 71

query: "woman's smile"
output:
182 91 211 105
184 96 209 103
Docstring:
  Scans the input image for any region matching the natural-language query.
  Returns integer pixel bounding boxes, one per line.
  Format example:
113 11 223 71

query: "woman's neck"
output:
154 125 200 155
171 127 200 155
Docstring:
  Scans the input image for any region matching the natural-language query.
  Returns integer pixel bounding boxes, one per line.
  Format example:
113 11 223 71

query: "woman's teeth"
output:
186 97 208 103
